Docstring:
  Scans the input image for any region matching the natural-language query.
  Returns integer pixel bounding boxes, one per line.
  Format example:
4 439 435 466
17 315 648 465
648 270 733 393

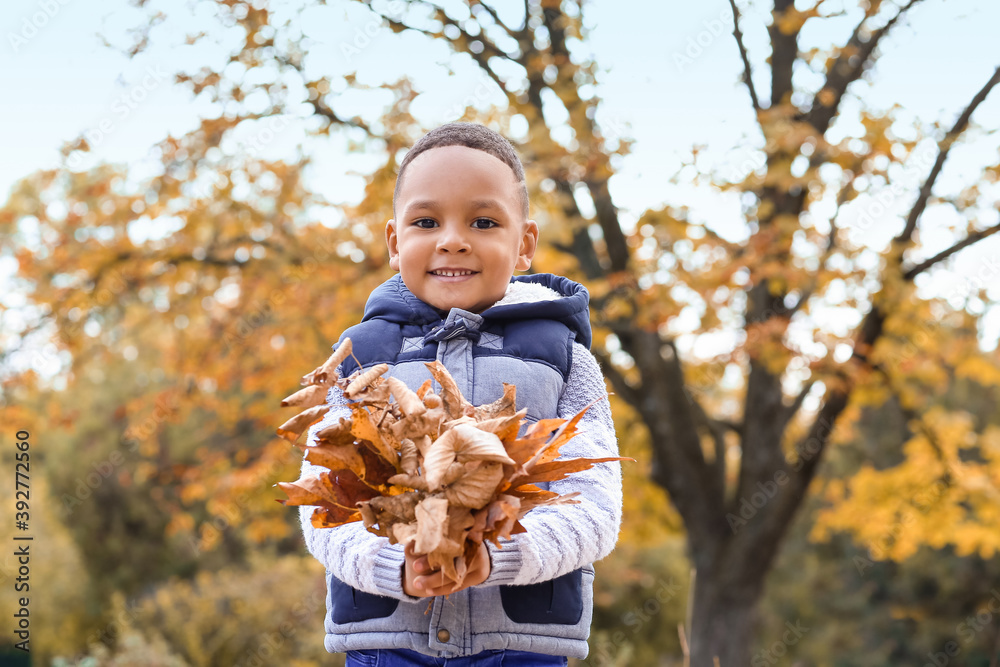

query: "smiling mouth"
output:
429 269 478 277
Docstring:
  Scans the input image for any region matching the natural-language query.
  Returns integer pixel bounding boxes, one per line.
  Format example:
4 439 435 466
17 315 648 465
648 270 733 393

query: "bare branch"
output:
360 0 517 95
806 0 924 134
903 221 1000 280
688 389 730 503
728 0 761 113
535 6 629 272
786 211 839 319
779 379 816 430
584 178 630 273
613 328 728 545
471 1 503 30
898 65 1000 244
549 179 605 279
274 55 376 136
768 0 799 107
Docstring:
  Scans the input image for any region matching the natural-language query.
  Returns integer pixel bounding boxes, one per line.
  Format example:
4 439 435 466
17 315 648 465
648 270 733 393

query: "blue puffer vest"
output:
324 272 596 658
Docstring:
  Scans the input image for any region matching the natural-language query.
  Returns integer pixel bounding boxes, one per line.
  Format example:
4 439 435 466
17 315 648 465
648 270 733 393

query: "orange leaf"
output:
510 455 634 489
303 442 365 476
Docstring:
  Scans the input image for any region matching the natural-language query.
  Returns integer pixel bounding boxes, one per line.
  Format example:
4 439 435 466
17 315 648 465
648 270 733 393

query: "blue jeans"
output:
345 648 568 666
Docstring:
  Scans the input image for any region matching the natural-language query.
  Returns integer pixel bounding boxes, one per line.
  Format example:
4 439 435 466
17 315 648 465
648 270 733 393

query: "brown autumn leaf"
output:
358 442 399 486
310 505 362 529
392 521 418 546
349 403 398 466
387 472 430 491
390 400 447 442
474 383 517 421
425 360 474 419
423 423 515 490
483 494 521 544
414 496 449 554
474 408 527 442
509 455 630 490
300 338 353 387
444 461 504 509
369 493 421 530
281 384 329 408
344 363 390 398
301 441 365 477
276 404 330 442
276 473 346 508
315 416 356 446
499 432 551 468
388 376 426 416
415 378 433 399
324 469 382 508
399 438 419 474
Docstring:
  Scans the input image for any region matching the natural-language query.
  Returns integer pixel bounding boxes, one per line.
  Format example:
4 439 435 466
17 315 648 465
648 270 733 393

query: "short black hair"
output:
393 122 529 220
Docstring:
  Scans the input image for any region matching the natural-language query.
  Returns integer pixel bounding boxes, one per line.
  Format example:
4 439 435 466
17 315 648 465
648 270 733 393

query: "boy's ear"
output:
515 219 539 271
385 219 400 271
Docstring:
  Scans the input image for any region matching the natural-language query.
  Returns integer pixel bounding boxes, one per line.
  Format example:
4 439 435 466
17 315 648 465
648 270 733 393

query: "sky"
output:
2 0 1000 365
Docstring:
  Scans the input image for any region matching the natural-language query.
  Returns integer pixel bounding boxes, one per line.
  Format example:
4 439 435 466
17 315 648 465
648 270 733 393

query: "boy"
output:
298 122 623 666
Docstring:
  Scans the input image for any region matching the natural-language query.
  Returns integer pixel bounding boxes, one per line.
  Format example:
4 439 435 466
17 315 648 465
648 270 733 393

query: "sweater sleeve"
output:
481 341 624 586
297 383 421 602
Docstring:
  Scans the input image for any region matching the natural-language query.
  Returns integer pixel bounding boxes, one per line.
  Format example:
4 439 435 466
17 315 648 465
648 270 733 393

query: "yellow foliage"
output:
955 355 1000 386
812 406 1000 561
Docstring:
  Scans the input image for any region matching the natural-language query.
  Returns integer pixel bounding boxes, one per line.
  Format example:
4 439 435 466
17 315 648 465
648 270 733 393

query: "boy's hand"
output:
403 542 491 597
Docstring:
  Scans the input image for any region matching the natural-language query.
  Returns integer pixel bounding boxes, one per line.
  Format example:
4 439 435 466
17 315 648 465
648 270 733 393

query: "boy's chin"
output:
425 294 498 314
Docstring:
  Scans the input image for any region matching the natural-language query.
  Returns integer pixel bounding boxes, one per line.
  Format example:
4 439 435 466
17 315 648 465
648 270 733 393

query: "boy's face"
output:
386 145 538 314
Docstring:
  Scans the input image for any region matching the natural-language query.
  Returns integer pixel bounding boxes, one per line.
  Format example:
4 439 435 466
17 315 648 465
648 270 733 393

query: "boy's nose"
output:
436 224 471 253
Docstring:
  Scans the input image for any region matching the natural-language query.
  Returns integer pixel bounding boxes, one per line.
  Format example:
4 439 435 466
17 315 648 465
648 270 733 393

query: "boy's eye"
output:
413 218 437 229
472 218 497 230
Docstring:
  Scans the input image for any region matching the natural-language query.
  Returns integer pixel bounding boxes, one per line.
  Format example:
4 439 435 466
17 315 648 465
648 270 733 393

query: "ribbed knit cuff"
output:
371 544 421 602
482 540 523 586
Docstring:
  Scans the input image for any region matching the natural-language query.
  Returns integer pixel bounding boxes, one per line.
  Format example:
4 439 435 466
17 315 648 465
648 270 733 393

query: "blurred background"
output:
2 0 1000 664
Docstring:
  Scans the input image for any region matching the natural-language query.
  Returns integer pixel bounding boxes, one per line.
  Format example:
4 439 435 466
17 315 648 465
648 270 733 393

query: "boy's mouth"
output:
429 269 478 277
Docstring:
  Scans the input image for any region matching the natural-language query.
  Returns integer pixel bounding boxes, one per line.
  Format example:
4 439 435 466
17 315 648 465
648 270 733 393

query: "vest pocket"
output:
329 573 399 624
499 568 583 625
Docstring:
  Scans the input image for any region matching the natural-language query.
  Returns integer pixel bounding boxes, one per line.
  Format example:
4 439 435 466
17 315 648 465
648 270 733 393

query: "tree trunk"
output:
687 554 765 667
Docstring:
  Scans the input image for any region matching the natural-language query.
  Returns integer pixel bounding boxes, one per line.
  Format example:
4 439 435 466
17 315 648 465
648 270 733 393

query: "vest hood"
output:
360 273 593 350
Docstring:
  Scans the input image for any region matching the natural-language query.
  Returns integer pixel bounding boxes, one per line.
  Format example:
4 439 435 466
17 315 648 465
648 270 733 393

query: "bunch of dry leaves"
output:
275 338 630 587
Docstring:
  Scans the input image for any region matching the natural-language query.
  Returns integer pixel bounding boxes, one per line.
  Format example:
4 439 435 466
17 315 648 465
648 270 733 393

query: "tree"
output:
3 0 1000 663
